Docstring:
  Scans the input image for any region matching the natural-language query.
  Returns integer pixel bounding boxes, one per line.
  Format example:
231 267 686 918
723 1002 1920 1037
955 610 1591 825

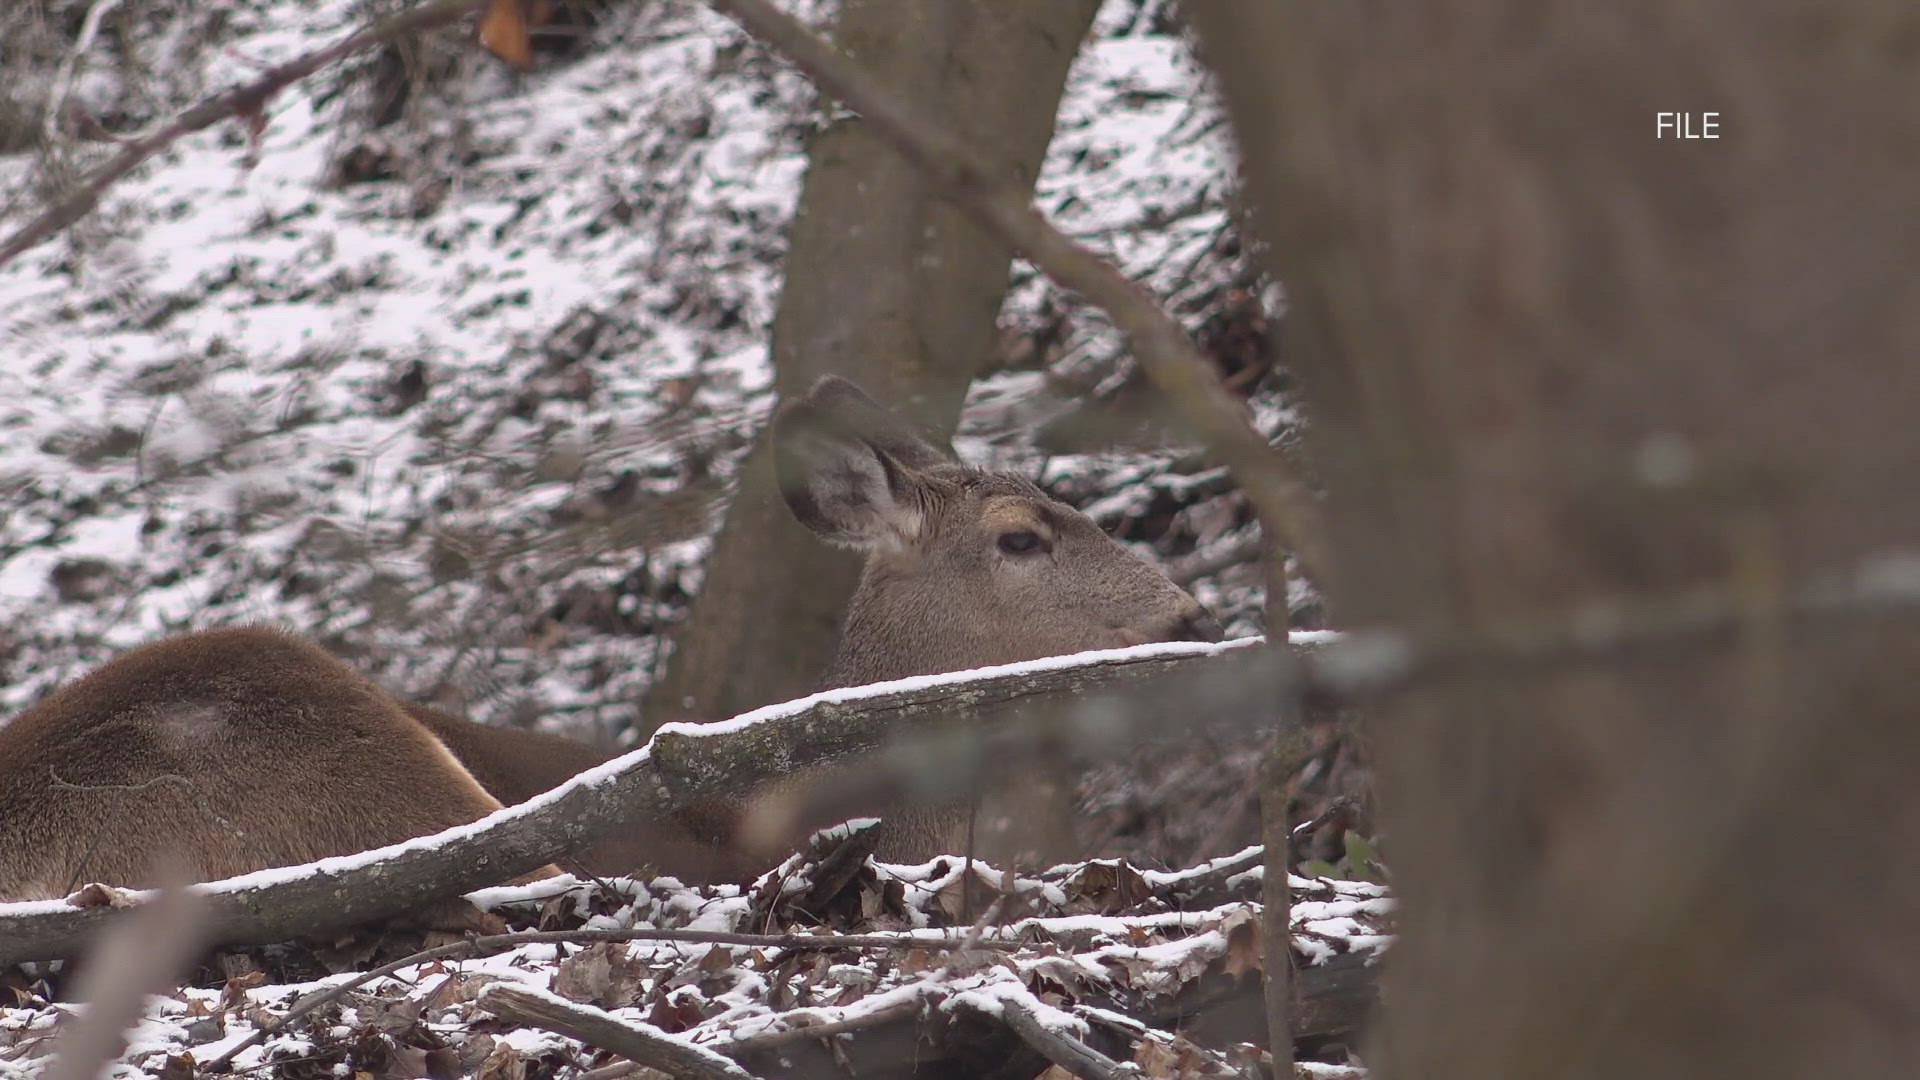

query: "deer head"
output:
774 375 1221 690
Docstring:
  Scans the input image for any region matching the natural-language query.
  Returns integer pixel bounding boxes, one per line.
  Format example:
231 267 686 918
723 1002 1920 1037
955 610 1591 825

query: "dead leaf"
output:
388 1045 432 1079
475 1043 526 1080
1221 908 1263 979
65 882 137 908
646 991 706 1034
423 1046 462 1080
1135 1038 1180 1078
458 1033 499 1077
553 944 612 1004
363 994 425 1037
422 972 490 1014
478 0 535 71
218 969 267 1014
932 865 1005 923
1066 860 1150 914
538 890 577 929
552 942 647 1009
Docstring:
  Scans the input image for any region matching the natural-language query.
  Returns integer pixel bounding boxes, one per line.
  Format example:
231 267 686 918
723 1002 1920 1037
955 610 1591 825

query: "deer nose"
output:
1170 607 1224 643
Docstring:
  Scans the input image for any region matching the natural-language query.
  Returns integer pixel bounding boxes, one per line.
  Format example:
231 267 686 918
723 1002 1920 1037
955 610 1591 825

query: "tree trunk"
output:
646 0 1101 724
1195 2 1920 1077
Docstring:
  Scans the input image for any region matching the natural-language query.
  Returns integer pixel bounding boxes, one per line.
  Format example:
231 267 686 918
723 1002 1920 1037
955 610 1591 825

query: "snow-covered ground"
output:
0 0 1281 739
0 3 1356 1071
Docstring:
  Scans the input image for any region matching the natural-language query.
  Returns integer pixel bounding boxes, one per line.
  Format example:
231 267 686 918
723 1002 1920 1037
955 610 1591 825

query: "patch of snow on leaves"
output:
0 846 1389 1076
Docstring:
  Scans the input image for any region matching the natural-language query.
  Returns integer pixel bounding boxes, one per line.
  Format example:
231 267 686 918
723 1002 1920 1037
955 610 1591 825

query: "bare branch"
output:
480 983 762 1080
701 0 1332 589
0 0 490 270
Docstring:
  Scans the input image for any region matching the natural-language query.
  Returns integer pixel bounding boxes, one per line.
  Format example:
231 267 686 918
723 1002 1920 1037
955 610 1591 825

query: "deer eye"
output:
996 530 1049 556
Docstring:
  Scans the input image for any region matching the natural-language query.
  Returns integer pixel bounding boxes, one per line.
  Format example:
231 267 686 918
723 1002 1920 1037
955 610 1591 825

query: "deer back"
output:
0 626 511 902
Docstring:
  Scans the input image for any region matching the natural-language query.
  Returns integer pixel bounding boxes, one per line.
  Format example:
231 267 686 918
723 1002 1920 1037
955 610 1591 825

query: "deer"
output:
0 376 1219 911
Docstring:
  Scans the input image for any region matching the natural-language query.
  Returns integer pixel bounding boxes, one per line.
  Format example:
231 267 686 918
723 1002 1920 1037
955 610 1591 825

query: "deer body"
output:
0 628 508 902
0 377 1215 903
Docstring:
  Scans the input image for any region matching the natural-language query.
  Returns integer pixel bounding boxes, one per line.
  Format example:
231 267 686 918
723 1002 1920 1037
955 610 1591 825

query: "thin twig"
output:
0 0 490 269
701 0 1332 589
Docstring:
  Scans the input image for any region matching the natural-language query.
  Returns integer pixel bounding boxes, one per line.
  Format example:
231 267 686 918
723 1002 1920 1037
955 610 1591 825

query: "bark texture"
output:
647 0 1101 723
1195 3 1920 1077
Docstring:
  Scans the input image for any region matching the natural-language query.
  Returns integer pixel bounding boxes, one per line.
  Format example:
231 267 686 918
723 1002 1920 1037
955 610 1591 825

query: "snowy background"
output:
0 2 1384 1074
0 0 1291 745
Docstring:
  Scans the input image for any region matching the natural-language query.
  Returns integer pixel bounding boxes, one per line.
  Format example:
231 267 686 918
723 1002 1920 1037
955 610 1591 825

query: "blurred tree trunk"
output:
1195 2 1920 1077
646 0 1100 724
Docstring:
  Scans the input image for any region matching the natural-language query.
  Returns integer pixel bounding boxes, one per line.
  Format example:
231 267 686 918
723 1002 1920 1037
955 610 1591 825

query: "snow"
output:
946 979 1090 1035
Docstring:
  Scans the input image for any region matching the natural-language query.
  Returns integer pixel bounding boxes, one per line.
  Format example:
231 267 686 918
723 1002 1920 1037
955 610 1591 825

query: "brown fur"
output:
0 377 1217 902
0 627 510 902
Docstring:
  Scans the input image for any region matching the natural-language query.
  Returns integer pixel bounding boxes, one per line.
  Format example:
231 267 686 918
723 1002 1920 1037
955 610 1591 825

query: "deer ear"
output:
773 377 948 550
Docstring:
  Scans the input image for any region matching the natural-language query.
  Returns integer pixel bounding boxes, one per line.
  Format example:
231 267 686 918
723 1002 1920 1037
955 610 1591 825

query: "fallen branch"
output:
0 639 1277 966
0 0 490 269
980 991 1133 1080
480 983 761 1080
701 0 1332 589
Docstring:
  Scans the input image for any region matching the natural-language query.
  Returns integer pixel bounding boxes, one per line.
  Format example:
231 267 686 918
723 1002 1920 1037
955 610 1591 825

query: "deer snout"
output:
1124 604 1223 646
1170 607 1225 643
